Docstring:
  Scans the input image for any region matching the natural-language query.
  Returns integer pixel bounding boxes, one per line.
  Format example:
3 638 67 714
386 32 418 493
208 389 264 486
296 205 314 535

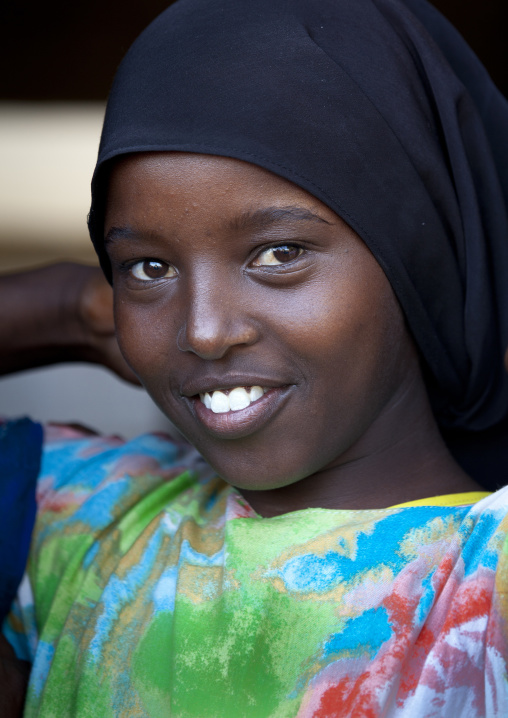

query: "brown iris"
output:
272 245 301 263
131 259 176 280
254 245 302 266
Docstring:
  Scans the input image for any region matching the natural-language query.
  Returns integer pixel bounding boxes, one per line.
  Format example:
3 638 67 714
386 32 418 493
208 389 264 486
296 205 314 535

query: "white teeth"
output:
199 385 267 413
229 387 251 411
250 386 264 402
210 391 230 414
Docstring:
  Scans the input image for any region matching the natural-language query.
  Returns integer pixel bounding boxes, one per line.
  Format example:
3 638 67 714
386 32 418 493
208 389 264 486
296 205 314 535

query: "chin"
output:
196 446 323 493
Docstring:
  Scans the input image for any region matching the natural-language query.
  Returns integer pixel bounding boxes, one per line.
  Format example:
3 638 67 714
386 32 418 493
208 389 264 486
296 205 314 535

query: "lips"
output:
186 384 292 439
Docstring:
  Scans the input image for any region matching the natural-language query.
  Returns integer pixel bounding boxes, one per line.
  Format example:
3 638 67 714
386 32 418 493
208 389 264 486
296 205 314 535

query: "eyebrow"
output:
104 226 139 245
104 205 331 245
228 206 331 232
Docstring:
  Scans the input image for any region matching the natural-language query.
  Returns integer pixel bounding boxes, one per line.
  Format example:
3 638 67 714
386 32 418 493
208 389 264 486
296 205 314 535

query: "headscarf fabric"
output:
88 0 508 467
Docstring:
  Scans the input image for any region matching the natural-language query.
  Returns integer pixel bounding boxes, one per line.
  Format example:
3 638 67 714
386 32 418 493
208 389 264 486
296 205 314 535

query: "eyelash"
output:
120 243 305 283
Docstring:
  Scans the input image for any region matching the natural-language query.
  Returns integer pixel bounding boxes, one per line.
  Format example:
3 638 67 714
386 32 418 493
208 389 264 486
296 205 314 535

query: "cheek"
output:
336 289 409 401
277 267 406 394
114 299 174 381
285 281 412 477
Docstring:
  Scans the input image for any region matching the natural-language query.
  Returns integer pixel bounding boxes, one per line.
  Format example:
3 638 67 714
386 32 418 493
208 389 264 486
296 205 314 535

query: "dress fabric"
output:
5 427 508 718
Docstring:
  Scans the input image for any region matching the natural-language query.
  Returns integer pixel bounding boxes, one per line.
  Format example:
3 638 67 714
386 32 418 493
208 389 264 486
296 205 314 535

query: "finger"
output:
79 269 115 335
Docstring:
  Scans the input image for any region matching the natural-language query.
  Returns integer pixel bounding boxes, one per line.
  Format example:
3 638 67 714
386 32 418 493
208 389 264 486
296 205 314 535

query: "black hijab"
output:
88 0 508 485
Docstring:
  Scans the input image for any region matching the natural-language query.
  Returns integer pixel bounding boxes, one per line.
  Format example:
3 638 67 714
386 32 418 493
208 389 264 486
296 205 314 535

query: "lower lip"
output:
190 387 291 439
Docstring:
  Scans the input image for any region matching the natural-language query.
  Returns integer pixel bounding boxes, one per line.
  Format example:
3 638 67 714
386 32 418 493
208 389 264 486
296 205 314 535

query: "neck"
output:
240 372 482 518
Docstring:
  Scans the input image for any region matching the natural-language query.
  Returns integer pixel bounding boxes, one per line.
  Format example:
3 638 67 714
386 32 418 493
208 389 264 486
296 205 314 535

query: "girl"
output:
4 0 508 715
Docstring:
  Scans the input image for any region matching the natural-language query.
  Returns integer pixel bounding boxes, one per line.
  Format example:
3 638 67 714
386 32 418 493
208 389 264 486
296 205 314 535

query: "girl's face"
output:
105 153 419 492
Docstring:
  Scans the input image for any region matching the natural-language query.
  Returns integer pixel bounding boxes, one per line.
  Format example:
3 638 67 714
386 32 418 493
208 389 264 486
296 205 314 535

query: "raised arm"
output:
0 262 137 383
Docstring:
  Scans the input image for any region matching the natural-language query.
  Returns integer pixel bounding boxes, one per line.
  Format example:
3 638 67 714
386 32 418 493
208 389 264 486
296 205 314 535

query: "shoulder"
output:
28 424 221 630
467 486 508 534
36 423 211 524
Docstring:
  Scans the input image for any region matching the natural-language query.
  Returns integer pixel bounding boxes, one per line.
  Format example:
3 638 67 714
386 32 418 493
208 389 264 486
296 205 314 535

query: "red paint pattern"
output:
313 550 500 717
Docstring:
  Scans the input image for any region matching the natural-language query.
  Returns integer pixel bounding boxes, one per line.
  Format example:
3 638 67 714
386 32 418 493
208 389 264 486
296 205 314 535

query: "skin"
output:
105 152 481 516
0 636 30 718
0 262 137 383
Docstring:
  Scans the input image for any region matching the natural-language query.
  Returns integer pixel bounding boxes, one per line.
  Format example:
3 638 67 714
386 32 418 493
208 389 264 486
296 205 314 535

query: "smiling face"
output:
105 152 420 494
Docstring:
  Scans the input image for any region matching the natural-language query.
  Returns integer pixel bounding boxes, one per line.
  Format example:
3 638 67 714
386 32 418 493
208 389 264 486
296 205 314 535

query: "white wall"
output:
0 364 177 439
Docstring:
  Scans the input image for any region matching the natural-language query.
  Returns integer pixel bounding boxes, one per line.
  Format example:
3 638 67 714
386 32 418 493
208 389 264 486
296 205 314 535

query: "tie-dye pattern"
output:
4 426 508 717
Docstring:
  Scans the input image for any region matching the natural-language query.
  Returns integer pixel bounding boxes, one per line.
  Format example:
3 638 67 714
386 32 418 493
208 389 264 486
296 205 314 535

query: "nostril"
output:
176 328 231 359
176 314 258 359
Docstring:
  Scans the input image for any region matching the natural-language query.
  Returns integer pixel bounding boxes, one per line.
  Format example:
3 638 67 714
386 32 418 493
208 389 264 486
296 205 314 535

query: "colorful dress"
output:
4 425 508 717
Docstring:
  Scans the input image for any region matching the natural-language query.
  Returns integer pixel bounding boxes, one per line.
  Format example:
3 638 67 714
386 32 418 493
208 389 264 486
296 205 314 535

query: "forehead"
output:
105 152 341 229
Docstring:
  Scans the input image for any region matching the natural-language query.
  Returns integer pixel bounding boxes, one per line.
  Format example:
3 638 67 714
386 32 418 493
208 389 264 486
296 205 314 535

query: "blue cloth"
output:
0 418 43 623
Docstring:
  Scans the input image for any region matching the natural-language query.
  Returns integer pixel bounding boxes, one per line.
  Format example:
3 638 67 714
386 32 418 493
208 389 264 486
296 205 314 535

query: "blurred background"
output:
0 0 506 436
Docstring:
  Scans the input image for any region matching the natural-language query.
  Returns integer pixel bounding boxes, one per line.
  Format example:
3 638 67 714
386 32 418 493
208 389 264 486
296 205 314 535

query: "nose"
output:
177 276 259 360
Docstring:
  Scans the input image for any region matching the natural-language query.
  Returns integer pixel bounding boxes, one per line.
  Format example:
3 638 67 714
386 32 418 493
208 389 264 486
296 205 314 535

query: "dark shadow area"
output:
1 0 506 101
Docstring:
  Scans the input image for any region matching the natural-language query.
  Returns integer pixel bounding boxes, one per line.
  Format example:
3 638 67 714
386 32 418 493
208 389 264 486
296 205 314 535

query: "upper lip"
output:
180 374 290 397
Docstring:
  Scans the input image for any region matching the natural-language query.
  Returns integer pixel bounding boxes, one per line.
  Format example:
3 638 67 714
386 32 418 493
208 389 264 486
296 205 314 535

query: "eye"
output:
130 259 177 281
252 245 303 267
